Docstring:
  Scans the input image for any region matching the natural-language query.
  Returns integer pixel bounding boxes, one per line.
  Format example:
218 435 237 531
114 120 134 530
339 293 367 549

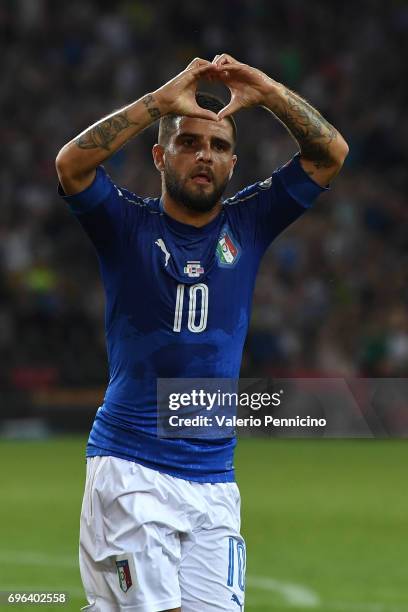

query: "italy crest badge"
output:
216 226 241 267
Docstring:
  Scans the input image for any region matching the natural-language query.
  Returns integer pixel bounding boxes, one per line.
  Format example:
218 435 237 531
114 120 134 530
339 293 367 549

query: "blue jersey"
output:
59 153 327 482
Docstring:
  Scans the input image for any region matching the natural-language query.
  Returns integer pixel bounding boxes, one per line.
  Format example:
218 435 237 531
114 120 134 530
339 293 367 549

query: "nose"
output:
196 143 213 163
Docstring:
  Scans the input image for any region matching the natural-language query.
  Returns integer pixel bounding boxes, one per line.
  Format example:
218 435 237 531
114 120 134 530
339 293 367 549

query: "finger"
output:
210 68 231 82
212 54 220 64
213 62 244 72
191 63 218 77
213 53 238 67
214 63 244 82
217 99 241 120
184 63 217 84
190 106 219 121
186 57 210 70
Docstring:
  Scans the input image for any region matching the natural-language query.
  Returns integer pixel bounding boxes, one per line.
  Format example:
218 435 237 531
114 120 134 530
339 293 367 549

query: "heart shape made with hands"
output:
197 58 268 120
161 56 270 124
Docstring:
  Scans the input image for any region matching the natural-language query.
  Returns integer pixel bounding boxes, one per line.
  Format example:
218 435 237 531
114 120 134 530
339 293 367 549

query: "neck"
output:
161 192 222 228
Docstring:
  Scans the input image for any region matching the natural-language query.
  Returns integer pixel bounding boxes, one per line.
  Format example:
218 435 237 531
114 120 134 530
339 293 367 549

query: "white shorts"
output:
79 456 246 611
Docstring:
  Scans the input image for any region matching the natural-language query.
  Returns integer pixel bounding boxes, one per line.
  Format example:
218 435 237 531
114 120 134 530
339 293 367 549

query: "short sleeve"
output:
58 166 127 257
255 153 329 249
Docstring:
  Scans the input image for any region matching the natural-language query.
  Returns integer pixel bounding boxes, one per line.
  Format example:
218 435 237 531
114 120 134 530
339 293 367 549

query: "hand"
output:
154 58 219 120
211 54 277 119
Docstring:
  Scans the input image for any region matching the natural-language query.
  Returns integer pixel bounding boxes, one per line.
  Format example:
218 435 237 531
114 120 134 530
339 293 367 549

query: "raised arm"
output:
261 85 348 186
55 59 220 195
212 54 349 187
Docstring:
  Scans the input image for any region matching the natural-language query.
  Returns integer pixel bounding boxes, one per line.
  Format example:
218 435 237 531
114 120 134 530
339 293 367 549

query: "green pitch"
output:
0 437 406 611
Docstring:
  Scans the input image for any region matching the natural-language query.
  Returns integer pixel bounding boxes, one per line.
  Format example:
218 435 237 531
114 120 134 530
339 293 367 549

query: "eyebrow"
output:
176 132 233 148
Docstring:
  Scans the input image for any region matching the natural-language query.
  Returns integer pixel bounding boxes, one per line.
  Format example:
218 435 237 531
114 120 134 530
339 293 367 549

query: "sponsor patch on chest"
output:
184 260 204 278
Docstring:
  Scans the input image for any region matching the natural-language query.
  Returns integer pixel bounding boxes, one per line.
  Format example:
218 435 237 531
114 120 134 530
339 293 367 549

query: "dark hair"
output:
158 92 237 146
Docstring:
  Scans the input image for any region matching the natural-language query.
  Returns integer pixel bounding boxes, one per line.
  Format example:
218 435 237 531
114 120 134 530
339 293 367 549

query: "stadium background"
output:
0 1 407 611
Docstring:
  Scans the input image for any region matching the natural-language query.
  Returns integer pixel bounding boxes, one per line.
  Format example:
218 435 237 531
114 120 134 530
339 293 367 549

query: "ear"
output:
152 144 165 172
229 154 238 179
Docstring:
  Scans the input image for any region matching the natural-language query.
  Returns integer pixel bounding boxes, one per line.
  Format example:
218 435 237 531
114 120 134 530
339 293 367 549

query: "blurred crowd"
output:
1 0 408 393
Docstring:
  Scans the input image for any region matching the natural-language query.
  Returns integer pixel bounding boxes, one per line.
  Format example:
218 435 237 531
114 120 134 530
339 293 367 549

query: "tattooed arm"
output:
212 54 349 187
55 95 161 195
56 58 219 195
261 84 349 186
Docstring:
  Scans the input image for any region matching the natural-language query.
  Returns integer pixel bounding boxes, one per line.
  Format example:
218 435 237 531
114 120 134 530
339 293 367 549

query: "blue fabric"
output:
58 167 112 214
58 155 327 482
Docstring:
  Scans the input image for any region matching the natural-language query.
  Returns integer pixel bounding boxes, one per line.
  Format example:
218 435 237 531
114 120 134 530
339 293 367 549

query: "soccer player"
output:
56 54 348 612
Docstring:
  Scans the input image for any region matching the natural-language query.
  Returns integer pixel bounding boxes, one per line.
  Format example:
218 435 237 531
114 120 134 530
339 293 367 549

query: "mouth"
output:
191 171 213 185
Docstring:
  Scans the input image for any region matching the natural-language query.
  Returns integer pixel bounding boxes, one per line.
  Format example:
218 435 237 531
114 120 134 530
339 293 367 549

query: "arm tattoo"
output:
273 87 338 170
142 94 161 120
76 111 139 151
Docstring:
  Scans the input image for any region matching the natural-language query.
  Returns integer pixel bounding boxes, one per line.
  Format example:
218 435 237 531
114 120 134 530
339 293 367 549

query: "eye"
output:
182 138 194 147
214 141 228 151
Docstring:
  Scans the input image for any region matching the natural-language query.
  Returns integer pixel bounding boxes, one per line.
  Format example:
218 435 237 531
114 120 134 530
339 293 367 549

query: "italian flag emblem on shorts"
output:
216 226 241 267
116 558 133 592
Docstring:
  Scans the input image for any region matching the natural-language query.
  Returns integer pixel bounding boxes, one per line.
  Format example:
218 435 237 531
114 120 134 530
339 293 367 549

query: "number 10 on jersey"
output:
173 283 209 333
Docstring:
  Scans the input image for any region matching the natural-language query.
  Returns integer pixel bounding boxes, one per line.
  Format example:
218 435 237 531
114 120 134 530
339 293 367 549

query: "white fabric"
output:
79 456 246 611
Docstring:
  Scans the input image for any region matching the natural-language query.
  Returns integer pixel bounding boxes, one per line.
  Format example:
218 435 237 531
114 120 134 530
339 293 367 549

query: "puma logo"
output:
155 238 171 267
231 593 243 609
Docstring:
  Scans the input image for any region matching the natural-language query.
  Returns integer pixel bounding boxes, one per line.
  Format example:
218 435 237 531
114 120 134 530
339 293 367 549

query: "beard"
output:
164 161 229 213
